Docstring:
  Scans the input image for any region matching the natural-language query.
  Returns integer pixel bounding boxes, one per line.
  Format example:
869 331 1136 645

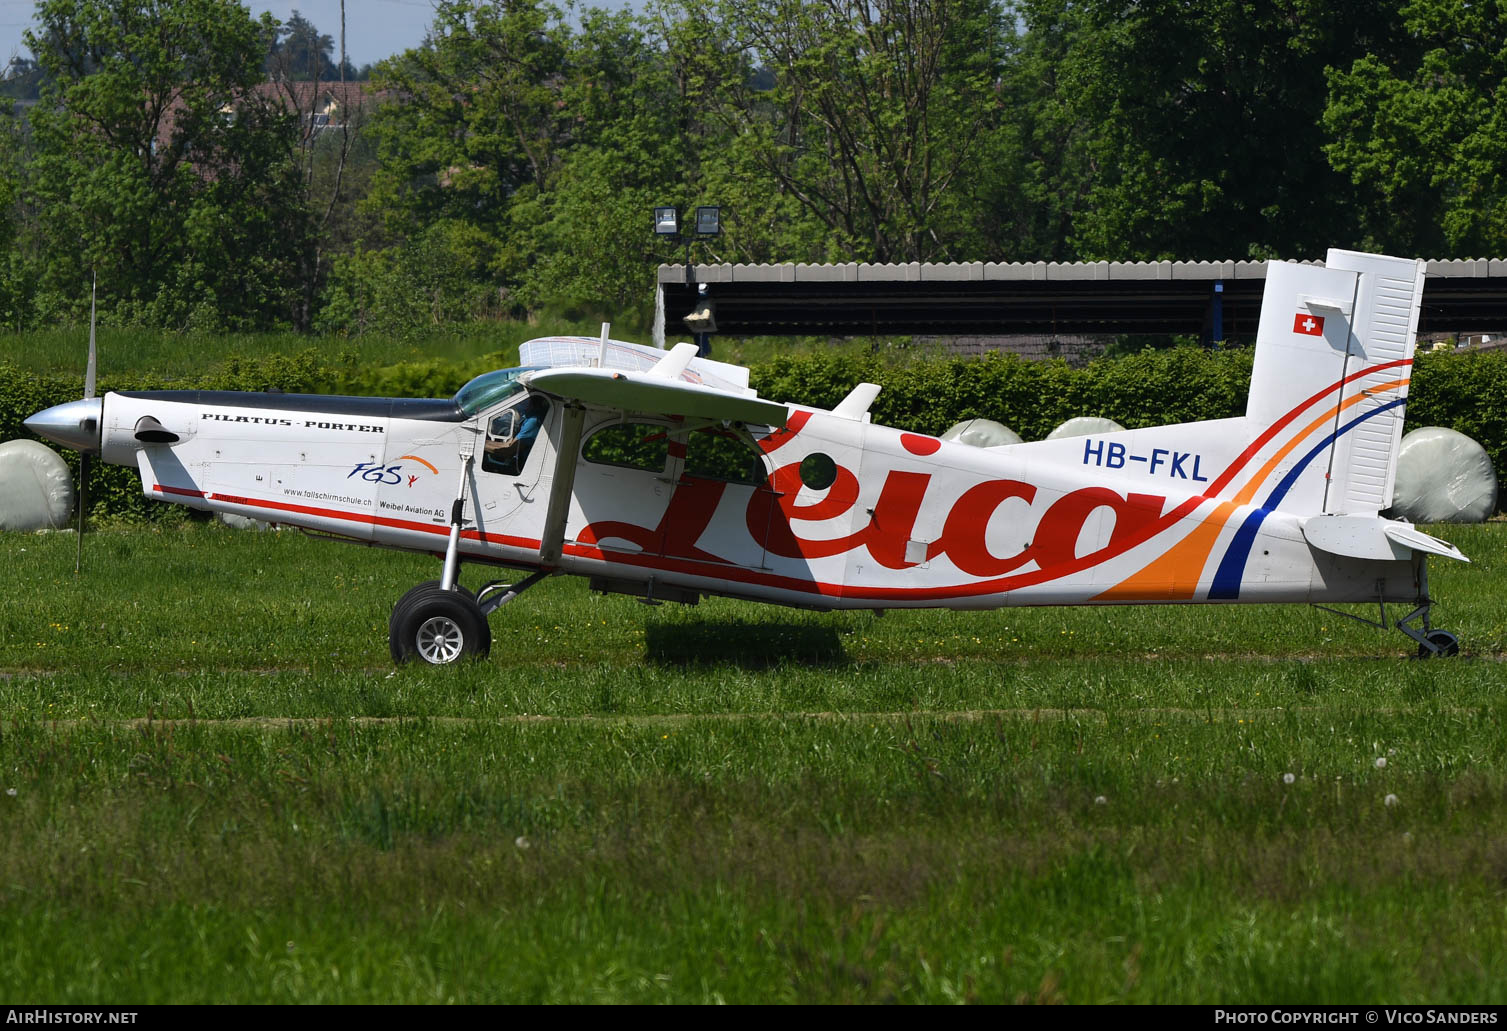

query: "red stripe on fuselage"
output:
148 359 1412 605
153 484 539 550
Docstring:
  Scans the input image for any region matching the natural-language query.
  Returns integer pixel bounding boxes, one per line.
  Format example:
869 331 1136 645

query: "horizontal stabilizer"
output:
1301 514 1409 561
1302 514 1468 563
523 366 789 428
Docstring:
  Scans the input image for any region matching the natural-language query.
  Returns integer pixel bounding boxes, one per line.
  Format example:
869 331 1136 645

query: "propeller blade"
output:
74 452 86 576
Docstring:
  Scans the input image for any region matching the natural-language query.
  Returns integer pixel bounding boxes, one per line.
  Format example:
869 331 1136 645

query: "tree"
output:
1020 0 1407 262
502 6 734 316
24 0 312 328
1324 0 1507 256
267 10 340 83
324 0 580 329
692 0 1008 263
363 0 571 240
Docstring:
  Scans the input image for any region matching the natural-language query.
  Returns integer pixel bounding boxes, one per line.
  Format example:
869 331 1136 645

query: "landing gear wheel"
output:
1418 629 1460 659
390 580 491 665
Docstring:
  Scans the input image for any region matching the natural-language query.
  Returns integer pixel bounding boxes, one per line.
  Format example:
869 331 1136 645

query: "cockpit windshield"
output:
454 366 545 416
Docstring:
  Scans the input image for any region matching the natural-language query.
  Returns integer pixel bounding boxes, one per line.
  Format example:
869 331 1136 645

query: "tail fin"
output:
1244 249 1426 515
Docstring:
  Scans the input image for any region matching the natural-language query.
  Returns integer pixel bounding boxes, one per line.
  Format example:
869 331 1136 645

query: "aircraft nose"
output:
24 397 103 453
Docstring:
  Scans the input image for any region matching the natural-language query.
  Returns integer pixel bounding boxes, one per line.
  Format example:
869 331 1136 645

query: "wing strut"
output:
539 404 586 566
440 444 475 591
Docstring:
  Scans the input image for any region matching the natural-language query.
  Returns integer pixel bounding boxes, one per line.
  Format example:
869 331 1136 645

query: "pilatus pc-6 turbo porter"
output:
26 249 1468 663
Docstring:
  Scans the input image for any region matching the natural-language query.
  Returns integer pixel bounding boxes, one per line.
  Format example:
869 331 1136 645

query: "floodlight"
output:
654 206 680 236
694 205 721 237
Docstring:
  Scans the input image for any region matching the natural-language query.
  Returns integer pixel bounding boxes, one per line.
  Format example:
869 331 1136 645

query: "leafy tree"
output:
320 0 571 331
503 6 731 317
0 104 31 329
693 0 1008 263
1021 0 1406 261
24 0 312 328
317 219 504 334
267 10 336 83
332 1 683 328
1324 0 1507 256
363 0 571 241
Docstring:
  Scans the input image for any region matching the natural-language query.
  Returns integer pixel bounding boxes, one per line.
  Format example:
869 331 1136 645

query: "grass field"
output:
1 521 1505 1003
0 324 904 382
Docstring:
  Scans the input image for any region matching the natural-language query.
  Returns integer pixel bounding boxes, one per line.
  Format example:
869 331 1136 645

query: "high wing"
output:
521 342 789 428
512 336 789 566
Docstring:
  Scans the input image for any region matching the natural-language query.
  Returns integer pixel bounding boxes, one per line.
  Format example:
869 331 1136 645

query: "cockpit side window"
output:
481 396 550 477
582 422 669 473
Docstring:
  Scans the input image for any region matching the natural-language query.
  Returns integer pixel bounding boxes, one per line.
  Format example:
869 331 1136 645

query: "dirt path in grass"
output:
17 704 1495 732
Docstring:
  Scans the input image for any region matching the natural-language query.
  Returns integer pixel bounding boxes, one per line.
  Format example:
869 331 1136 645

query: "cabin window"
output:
582 422 669 473
683 428 764 486
799 452 838 490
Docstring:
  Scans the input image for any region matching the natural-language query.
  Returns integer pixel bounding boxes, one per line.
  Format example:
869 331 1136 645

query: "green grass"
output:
1 521 1505 1002
0 323 600 381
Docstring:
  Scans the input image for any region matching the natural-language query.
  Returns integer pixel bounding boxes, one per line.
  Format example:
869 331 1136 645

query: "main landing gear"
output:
389 570 551 665
389 445 553 665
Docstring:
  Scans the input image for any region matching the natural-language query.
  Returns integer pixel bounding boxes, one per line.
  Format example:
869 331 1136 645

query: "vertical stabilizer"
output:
1242 250 1425 515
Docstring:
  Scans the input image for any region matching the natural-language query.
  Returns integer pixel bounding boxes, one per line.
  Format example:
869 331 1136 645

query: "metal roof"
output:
656 259 1507 338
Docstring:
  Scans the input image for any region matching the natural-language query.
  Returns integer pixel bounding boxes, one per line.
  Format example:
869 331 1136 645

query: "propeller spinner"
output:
24 397 103 453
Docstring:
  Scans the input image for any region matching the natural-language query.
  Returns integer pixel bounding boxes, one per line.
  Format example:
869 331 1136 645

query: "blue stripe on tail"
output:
1206 397 1408 600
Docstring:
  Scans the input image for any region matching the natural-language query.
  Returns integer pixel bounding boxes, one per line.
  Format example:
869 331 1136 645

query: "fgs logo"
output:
348 455 439 487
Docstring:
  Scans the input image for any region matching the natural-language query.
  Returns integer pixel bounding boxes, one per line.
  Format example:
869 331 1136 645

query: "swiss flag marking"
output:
1293 313 1325 336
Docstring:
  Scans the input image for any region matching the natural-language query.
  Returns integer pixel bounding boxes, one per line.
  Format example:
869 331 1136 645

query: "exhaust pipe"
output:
133 415 179 444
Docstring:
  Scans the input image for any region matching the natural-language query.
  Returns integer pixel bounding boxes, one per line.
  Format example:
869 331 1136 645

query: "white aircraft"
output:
26 249 1468 663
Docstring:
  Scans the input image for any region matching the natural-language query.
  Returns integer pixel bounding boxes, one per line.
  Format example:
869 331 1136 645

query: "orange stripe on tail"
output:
1094 500 1241 602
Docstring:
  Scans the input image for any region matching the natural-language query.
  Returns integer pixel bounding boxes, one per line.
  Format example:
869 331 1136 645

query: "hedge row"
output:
3 346 1503 523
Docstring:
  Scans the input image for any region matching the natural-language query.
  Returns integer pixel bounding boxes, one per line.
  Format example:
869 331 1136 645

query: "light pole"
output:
654 205 721 355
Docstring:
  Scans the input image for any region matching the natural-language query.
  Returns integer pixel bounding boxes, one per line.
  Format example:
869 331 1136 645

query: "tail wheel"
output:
390 581 492 665
1418 629 1460 659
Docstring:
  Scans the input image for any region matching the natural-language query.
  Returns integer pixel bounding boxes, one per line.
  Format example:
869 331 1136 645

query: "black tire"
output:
389 580 492 665
1417 629 1460 659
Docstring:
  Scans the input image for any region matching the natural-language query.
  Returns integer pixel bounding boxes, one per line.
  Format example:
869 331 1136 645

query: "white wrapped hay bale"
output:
941 418 1022 448
216 512 271 531
1388 426 1497 523
1046 416 1126 440
0 439 74 530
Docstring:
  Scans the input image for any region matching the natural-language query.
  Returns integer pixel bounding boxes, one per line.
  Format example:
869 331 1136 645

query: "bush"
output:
3 346 1502 523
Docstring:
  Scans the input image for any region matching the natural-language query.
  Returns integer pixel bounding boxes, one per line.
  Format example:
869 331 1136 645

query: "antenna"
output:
76 272 97 576
85 273 97 400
